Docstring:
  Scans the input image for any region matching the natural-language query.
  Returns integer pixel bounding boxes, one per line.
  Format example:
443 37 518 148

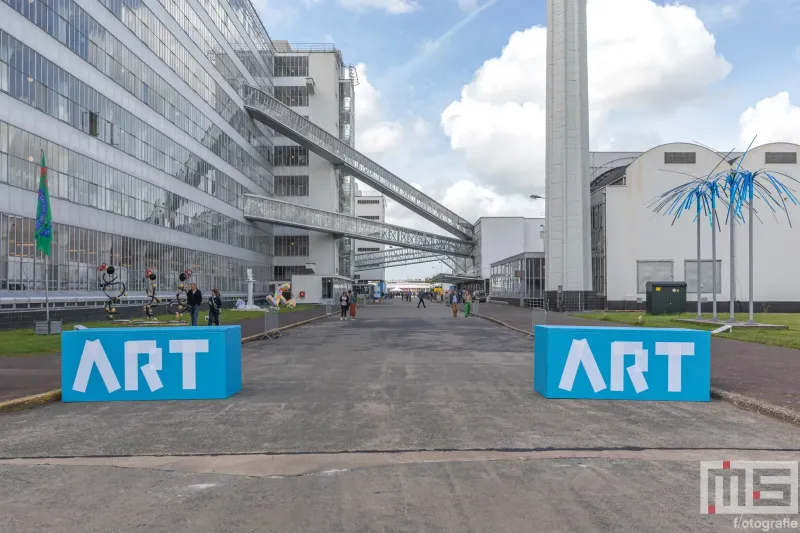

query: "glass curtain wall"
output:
0 212 268 293
490 253 545 303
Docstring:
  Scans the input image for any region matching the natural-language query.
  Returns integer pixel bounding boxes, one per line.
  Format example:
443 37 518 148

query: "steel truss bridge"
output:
243 85 475 242
354 248 467 273
244 195 474 257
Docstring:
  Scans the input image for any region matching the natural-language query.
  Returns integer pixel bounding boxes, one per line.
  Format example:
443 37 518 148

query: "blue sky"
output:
259 0 799 141
255 0 800 279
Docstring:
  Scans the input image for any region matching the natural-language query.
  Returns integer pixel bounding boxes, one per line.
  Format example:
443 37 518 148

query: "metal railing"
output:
244 195 474 256
242 85 474 240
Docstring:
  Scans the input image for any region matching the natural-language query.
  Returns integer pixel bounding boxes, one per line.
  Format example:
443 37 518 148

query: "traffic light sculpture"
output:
97 263 126 320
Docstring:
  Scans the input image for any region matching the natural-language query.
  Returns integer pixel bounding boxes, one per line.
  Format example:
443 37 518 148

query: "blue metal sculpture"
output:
650 138 799 323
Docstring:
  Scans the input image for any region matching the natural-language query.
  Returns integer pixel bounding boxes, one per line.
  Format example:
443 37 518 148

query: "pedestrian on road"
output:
187 282 202 326
339 292 349 320
207 288 222 325
348 289 357 320
463 291 473 318
417 291 426 308
450 290 461 317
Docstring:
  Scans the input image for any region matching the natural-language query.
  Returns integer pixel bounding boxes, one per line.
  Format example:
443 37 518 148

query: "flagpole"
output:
45 253 50 324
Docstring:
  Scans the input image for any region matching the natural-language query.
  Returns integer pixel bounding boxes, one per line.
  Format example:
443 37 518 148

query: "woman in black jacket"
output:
208 288 222 325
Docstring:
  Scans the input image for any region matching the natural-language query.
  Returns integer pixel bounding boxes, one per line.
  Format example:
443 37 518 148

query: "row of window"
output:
274 146 309 167
358 215 381 221
274 175 309 196
357 199 381 204
274 85 309 107
11 0 273 174
220 0 276 73
159 0 273 92
101 0 248 118
274 56 309 77
274 235 309 256
0 121 268 253
636 259 722 294
6 0 270 170
357 247 380 252
664 151 798 165
0 212 271 292
490 257 546 299
0 32 265 208
273 265 310 280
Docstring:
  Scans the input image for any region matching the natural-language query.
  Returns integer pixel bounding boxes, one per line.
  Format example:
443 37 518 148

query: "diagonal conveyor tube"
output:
355 248 467 273
244 195 474 257
242 85 474 241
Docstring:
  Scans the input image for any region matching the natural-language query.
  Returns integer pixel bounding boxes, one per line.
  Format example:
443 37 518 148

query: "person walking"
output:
463 290 473 318
450 290 461 318
348 289 357 320
187 282 202 326
417 291 426 308
207 288 222 325
339 291 349 320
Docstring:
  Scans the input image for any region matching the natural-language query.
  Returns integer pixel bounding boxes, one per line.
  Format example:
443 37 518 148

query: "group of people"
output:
339 290 358 321
185 283 223 326
445 289 474 318
414 288 473 317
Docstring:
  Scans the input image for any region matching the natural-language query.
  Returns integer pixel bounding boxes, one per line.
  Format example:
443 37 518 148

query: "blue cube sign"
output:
534 326 710 401
62 326 242 402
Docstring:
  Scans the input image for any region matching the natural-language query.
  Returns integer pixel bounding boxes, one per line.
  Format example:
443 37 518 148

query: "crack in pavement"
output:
2 448 799 479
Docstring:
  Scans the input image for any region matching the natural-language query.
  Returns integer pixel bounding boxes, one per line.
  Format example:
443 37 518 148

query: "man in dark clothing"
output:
417 291 426 308
186 282 202 326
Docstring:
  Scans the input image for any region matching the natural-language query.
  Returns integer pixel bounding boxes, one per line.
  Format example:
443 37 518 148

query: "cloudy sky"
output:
255 0 800 280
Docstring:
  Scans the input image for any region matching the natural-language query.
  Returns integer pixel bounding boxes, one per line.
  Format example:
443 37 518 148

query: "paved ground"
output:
473 302 800 412
1 300 799 532
0 306 329 401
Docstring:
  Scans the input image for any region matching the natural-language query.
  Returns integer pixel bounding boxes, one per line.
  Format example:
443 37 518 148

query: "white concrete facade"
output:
353 186 386 281
600 142 800 306
473 217 545 282
545 0 592 292
271 44 354 280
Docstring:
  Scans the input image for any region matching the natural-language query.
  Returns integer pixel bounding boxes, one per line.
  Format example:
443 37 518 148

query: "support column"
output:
545 0 592 311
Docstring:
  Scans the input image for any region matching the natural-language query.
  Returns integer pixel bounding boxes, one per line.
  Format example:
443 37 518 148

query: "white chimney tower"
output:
545 0 593 305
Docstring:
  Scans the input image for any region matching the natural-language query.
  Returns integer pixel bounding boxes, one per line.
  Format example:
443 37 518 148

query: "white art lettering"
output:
558 339 694 394
72 338 209 393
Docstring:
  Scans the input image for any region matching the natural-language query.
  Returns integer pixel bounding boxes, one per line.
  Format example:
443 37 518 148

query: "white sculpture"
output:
232 269 263 312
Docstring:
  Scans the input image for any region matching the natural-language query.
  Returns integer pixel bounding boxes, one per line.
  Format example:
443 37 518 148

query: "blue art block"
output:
61 326 242 402
534 325 710 401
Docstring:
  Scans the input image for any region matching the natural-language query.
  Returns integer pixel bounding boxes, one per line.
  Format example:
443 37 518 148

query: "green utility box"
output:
645 281 687 315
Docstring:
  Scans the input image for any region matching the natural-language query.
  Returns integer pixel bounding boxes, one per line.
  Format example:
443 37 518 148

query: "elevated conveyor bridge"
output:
354 248 467 273
242 85 474 241
244 195 474 257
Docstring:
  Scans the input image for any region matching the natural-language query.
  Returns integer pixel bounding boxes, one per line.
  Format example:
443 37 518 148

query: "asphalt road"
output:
1 300 798 532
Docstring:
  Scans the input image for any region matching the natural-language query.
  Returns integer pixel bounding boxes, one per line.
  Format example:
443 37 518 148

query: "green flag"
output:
34 150 53 256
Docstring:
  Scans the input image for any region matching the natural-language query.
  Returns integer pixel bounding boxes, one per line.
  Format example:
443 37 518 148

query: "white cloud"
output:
440 0 731 196
354 64 405 155
338 0 418 13
441 181 544 218
739 92 800 146
411 116 431 137
457 0 478 12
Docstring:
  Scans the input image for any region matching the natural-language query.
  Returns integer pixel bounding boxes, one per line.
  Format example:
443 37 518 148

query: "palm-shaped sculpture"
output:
651 139 799 323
